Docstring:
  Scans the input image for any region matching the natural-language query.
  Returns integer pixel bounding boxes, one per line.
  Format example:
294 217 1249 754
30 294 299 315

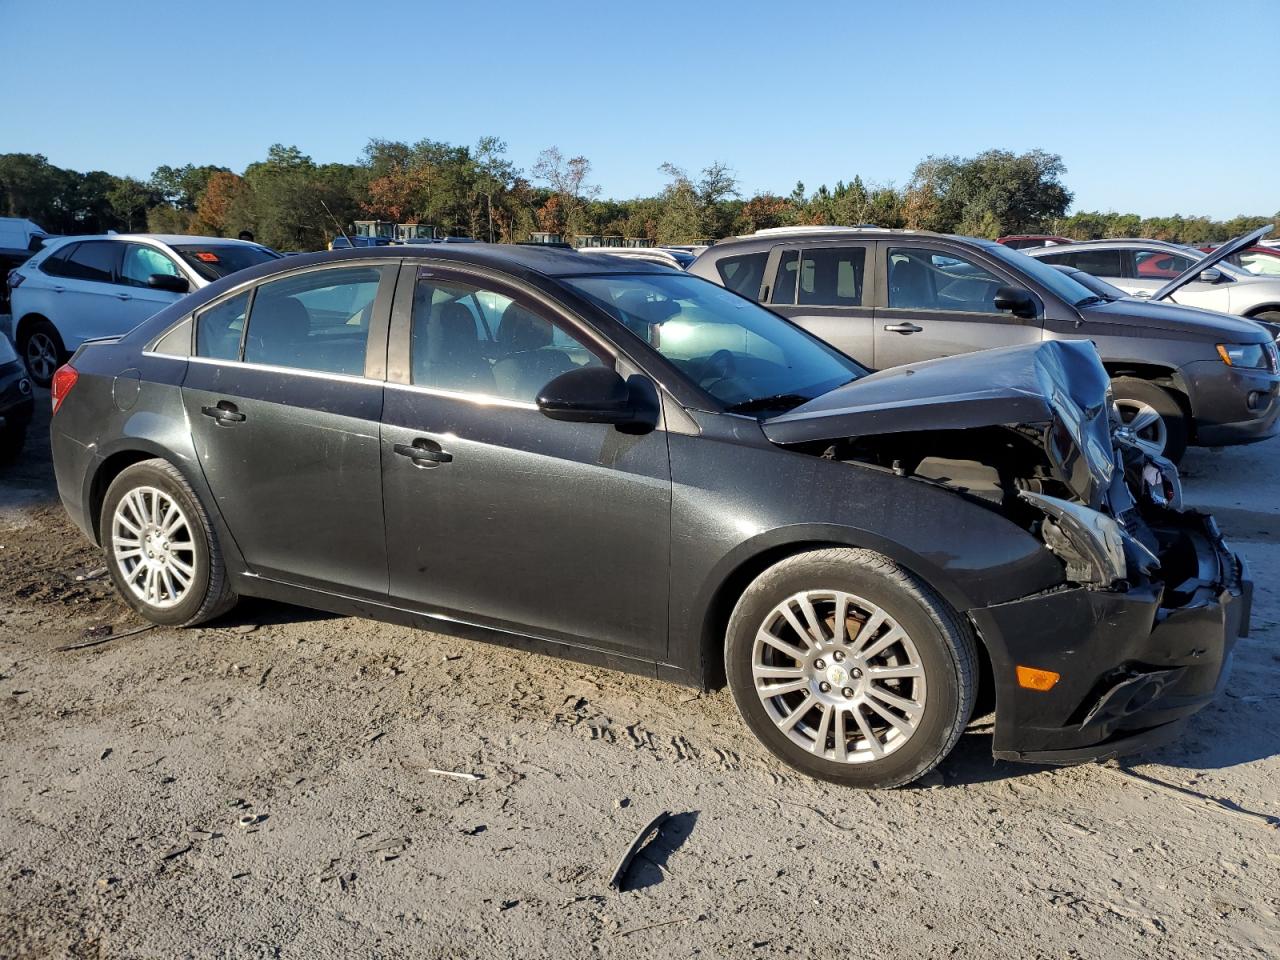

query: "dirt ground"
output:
1 395 1278 960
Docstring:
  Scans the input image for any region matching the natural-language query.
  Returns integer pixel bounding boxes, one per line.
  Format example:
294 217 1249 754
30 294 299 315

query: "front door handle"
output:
52 285 65 293
116 292 133 301
883 322 923 334
394 439 453 466
200 400 246 424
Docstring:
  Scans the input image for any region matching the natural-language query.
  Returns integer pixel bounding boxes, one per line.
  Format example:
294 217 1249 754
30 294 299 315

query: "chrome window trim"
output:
182 354 376 385
384 380 538 411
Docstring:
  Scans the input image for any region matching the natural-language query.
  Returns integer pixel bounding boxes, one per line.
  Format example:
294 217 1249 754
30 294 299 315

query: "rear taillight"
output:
51 364 78 414
7 270 24 290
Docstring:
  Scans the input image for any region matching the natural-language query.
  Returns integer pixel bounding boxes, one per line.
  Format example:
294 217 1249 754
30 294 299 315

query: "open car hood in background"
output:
762 340 1118 508
1152 224 1275 301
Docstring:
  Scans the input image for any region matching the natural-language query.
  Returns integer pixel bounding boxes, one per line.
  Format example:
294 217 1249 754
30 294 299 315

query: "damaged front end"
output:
762 340 1252 764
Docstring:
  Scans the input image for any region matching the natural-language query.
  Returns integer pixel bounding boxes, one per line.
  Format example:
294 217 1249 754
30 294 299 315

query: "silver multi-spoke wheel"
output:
1113 399 1167 457
111 486 198 610
25 331 59 382
752 590 927 764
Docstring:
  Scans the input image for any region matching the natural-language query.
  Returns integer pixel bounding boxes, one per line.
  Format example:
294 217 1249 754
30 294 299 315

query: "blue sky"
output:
4 0 1277 218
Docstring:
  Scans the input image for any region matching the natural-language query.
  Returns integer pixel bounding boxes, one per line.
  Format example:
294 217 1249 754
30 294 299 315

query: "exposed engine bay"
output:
793 422 1217 607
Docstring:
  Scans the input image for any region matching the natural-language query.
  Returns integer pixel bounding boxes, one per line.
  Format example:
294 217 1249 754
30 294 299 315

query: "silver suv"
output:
1027 227 1280 323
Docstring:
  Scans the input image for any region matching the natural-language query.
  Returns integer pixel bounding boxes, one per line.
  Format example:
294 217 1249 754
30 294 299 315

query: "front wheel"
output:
100 459 238 626
725 548 977 789
1109 377 1189 464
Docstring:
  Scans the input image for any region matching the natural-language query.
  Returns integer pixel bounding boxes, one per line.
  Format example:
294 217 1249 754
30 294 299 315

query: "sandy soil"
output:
1 397 1278 959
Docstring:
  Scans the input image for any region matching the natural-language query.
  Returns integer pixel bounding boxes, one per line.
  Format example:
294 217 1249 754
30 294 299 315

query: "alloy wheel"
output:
111 486 198 609
751 590 927 763
25 332 58 382
1113 399 1167 457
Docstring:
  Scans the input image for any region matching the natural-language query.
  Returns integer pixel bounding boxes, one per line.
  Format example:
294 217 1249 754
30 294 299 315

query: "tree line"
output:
1 142 1275 251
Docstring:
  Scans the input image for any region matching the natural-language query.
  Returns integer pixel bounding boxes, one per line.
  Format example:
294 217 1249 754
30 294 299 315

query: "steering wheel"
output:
699 349 737 386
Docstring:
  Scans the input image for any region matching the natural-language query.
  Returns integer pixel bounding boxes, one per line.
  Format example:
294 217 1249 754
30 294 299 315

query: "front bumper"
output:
1182 358 1280 447
969 511 1250 763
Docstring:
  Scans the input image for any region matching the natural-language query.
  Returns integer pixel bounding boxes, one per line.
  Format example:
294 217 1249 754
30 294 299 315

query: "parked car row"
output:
6 234 280 385
687 226 1280 463
46 241 1251 789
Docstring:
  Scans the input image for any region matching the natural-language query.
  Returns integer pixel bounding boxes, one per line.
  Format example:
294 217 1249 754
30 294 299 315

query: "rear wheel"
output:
1110 377 1188 464
19 319 65 387
1248 309 1280 324
725 548 977 789
100 459 237 626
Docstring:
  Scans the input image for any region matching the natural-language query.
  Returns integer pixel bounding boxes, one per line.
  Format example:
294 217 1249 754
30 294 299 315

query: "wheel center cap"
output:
826 665 848 687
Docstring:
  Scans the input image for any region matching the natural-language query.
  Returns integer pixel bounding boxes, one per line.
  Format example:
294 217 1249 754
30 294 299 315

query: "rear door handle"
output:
116 292 133 301
52 285 65 293
200 400 246 424
394 440 453 465
883 322 923 334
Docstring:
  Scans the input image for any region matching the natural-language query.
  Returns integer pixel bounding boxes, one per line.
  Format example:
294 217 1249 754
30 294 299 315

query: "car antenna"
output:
319 200 354 249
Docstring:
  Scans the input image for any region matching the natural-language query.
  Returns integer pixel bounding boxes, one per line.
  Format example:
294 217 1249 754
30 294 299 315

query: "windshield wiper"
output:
724 393 813 414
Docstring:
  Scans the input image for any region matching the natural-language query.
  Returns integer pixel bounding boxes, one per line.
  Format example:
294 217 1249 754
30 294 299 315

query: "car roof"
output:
32 233 265 248
698 227 980 256
268 243 678 279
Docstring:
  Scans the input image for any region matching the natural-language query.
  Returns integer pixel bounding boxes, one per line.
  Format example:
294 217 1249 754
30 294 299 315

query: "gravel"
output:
2 400 1278 958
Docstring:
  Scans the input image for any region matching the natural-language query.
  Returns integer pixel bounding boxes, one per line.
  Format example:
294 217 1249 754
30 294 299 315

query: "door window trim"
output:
762 240 879 309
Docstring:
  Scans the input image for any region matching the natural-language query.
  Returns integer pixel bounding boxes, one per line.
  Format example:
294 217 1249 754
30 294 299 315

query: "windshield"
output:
981 241 1100 306
173 244 280 282
562 273 864 411
1055 266 1128 300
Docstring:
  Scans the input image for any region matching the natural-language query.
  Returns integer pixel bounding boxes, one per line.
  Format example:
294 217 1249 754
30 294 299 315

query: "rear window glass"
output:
1045 249 1124 276
715 252 767 299
62 241 120 283
174 244 279 282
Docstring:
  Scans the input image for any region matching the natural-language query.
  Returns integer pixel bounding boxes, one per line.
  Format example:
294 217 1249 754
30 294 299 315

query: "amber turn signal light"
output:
1016 665 1060 691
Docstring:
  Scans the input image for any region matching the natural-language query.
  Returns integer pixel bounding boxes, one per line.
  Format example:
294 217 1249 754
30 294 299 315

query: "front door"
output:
180 262 395 598
765 241 877 367
1121 247 1227 310
874 243 1045 370
380 265 672 658
118 242 190 326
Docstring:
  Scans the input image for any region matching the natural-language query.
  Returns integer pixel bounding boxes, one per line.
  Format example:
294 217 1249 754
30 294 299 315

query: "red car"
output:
996 235 1073 250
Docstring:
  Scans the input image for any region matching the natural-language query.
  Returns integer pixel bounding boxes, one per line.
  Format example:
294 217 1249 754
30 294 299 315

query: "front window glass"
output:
981 241 1097 305
173 244 279 282
196 291 249 360
411 272 605 401
243 266 379 375
562 272 863 412
121 244 182 287
886 247 1004 313
797 246 866 306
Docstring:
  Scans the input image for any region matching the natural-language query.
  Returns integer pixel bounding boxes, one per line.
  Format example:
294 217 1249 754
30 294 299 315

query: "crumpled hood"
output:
763 340 1118 508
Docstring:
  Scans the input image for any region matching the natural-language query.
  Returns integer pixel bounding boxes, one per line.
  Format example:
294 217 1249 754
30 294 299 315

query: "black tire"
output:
725 548 977 789
100 458 238 627
18 318 65 387
1109 376 1189 464
1248 309 1280 324
0 426 26 465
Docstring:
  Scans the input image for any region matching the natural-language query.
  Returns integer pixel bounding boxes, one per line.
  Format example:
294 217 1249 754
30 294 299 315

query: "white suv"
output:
8 234 279 384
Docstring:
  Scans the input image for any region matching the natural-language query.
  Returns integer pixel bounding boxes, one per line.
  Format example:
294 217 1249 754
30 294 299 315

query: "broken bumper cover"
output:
969 513 1250 764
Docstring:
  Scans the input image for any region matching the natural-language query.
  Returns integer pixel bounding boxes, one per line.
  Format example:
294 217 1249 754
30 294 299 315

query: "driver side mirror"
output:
148 273 190 294
994 285 1038 319
1198 268 1224 284
537 366 656 433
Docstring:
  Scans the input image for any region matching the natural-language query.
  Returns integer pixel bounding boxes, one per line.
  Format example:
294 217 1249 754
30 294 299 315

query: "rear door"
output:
181 261 396 598
874 242 1044 370
764 241 877 366
52 240 130 347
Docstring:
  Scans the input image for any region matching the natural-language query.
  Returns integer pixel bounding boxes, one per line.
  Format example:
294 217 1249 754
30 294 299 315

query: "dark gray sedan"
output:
49 245 1250 788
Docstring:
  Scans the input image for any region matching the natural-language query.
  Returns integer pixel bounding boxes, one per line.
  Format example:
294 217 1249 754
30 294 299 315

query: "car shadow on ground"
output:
207 596 341 629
